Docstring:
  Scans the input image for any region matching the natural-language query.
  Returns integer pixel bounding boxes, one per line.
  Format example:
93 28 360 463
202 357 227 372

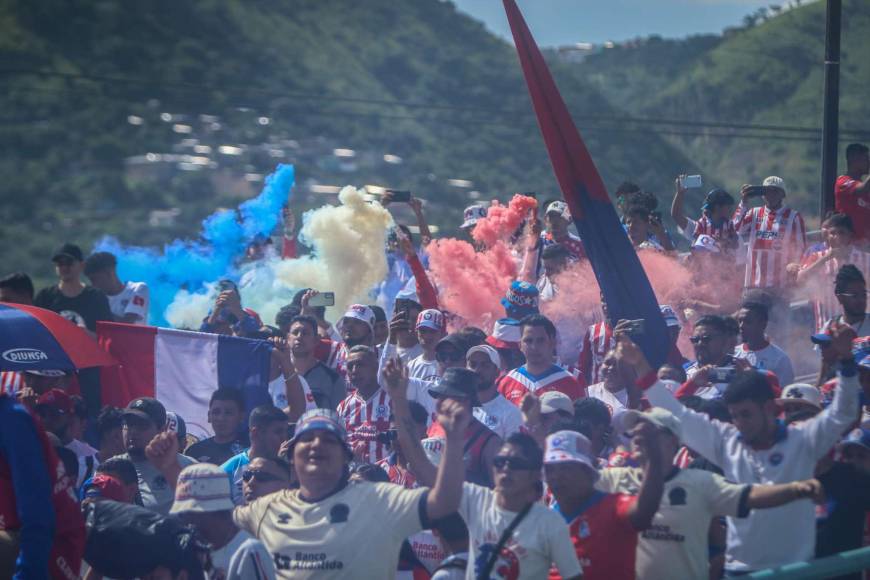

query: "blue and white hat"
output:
292 408 348 446
461 204 488 229
544 431 597 477
660 305 681 328
500 281 539 313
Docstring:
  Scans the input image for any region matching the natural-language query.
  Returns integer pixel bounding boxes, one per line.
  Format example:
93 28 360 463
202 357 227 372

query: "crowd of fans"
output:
1 143 870 579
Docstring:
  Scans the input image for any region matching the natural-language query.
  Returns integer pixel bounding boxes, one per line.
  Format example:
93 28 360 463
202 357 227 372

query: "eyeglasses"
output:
835 291 869 298
689 334 719 345
492 456 538 471
242 470 284 483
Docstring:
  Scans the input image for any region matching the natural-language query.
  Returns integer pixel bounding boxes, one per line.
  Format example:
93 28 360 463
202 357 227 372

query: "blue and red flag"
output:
503 0 670 369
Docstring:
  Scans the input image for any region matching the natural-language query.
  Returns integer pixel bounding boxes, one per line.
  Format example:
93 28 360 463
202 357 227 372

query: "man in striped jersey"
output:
734 176 807 293
796 213 870 332
835 143 870 240
337 345 394 463
671 180 739 254
498 314 586 407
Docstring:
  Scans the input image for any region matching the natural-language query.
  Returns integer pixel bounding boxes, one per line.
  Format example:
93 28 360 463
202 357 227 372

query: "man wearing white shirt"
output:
614 324 860 575
407 309 447 382
84 251 150 325
467 345 523 439
733 302 795 386
586 351 638 417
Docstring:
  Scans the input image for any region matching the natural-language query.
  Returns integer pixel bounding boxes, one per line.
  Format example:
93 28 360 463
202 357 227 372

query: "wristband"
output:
635 370 658 391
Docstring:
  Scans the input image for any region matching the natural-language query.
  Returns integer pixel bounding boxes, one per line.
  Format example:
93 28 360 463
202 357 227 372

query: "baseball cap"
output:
52 243 84 263
545 201 571 221
466 344 500 368
170 464 235 514
291 408 348 447
165 412 187 442
416 309 446 332
762 176 787 195
461 204 488 229
544 430 598 475
338 304 376 333
486 319 522 350
810 333 832 346
692 234 721 254
839 428 870 452
428 367 480 401
123 397 167 428
660 305 681 328
777 383 822 410
35 388 73 414
620 407 682 439
853 336 870 368
540 391 574 416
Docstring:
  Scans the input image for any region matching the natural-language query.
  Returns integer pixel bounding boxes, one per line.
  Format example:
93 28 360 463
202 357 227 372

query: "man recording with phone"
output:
200 279 263 337
671 174 738 254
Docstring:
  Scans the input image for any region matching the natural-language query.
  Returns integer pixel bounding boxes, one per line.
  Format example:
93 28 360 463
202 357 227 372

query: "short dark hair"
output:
96 407 124 442
616 181 641 196
694 315 729 336
84 252 117 276
739 301 769 324
573 397 611 428
407 401 429 425
456 326 487 348
519 314 557 340
288 314 318 335
704 188 735 211
659 363 687 383
210 387 245 411
541 243 570 261
275 305 301 330
723 371 775 405
722 316 739 337
822 212 854 233
846 143 869 162
248 405 287 429
835 264 865 294
624 204 650 220
97 456 138 486
256 455 292 479
350 463 390 483
347 344 378 360
504 432 544 470
431 512 468 543
699 398 732 423
71 395 88 419
0 272 34 300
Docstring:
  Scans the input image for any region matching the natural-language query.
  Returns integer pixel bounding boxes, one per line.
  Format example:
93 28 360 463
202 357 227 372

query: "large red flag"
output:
503 0 670 369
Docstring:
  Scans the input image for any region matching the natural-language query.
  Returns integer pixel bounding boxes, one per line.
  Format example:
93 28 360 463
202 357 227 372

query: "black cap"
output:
436 333 469 354
52 243 84 263
428 368 480 404
123 397 167 428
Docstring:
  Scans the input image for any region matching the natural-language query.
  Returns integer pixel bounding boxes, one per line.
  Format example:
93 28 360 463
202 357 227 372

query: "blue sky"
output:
451 0 788 45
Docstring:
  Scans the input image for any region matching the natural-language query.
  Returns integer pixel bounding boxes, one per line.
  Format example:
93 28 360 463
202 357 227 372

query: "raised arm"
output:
398 229 438 310
384 358 437 486
670 176 690 230
626 421 666 530
408 197 433 247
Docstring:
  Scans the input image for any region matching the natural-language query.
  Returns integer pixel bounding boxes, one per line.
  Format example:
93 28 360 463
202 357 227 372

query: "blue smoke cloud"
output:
94 164 295 326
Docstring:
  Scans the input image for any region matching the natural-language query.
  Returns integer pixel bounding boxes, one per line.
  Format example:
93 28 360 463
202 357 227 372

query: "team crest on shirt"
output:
578 519 591 539
375 405 390 419
152 475 168 491
668 487 687 506
769 452 784 466
58 310 87 328
475 544 520 580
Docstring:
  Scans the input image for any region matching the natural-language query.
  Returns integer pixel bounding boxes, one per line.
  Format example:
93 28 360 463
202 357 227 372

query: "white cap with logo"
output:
544 430 598 476
777 383 822 410
170 464 235 514
762 176 787 195
338 304 376 333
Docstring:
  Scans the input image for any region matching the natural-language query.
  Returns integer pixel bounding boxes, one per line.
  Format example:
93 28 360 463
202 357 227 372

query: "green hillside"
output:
572 0 870 223
0 0 696 286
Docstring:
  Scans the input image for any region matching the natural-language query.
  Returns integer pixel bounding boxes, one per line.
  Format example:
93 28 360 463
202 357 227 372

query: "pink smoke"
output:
472 195 538 248
426 238 518 330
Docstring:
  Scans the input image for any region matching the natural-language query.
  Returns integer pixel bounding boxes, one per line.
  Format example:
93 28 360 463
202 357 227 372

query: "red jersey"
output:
336 387 392 463
800 245 870 331
550 492 637 580
376 455 417 489
498 365 586 407
315 339 348 377
578 322 614 385
835 174 870 240
734 202 806 289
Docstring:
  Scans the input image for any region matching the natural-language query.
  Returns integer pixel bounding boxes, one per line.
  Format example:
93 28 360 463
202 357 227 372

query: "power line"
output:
4 67 870 139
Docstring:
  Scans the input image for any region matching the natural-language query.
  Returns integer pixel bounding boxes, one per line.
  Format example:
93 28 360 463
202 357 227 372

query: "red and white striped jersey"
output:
0 371 22 395
682 215 739 252
317 340 348 377
336 387 392 463
800 245 870 332
578 322 614 384
734 202 807 289
497 365 586 407
376 456 417 489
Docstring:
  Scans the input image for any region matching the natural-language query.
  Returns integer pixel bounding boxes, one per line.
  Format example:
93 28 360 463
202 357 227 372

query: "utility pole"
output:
820 0 841 221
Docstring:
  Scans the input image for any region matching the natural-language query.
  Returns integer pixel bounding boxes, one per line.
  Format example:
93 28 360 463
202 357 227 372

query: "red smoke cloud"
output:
472 194 538 248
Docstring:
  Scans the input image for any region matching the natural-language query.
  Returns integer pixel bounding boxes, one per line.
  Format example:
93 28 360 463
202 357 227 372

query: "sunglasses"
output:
836 292 869 298
242 470 283 483
492 456 538 471
689 334 719 345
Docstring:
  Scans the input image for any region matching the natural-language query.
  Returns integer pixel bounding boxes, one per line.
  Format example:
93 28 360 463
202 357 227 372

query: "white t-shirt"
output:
473 395 523 440
211 530 255 577
586 382 629 417
269 375 316 413
233 481 427 579
733 342 795 386
107 281 149 324
458 482 582 580
635 469 749 580
408 354 440 383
